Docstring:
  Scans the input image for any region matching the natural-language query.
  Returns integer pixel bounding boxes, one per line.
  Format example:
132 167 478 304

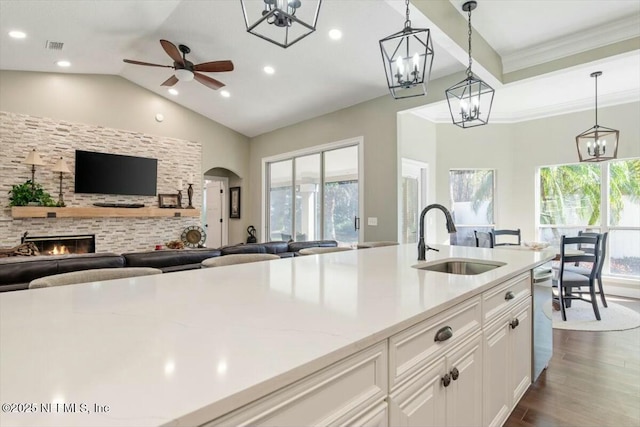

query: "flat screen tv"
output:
74 150 157 196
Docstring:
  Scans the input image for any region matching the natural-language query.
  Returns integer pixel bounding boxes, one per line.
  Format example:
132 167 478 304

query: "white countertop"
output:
0 244 553 427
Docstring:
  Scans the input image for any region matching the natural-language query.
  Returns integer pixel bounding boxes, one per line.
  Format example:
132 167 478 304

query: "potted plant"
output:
8 181 57 207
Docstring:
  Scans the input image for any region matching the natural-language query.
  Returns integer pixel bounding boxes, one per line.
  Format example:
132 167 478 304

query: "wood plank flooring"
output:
505 297 640 427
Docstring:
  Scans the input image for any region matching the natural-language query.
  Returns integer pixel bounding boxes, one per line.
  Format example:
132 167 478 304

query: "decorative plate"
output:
181 225 206 248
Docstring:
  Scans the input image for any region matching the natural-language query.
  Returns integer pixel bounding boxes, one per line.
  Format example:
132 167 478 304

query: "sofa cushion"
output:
288 240 338 253
261 241 290 254
0 253 125 291
220 244 267 255
122 248 221 270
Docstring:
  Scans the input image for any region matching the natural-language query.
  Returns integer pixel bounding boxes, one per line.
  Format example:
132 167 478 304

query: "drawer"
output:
482 272 531 326
388 296 481 390
207 342 387 427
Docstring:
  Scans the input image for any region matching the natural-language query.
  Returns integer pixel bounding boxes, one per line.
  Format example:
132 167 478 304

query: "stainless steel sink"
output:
412 258 505 275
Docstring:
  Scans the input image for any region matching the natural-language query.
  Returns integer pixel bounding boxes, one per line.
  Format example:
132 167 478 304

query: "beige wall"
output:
0 70 250 244
248 75 461 242
430 101 640 243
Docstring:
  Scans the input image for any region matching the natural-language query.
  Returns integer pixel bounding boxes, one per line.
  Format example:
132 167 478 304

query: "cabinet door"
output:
483 317 511 427
388 358 447 427
446 333 483 427
510 299 532 405
345 402 388 427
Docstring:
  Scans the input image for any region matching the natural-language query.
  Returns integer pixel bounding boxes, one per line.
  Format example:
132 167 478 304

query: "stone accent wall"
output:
0 111 203 253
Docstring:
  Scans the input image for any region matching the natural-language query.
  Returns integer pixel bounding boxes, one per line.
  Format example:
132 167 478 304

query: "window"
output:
449 169 495 247
538 158 640 279
265 142 361 246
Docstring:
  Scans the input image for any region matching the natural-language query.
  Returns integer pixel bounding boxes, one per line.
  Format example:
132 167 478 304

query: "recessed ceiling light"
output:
329 29 342 40
155 113 164 122
168 88 179 96
8 30 26 39
220 90 231 98
56 60 71 67
263 66 275 75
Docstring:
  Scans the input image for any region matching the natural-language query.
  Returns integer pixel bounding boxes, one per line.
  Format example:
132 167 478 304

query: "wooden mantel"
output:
11 206 201 219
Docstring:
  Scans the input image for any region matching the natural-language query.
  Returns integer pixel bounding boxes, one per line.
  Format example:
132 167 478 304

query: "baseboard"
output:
603 277 640 299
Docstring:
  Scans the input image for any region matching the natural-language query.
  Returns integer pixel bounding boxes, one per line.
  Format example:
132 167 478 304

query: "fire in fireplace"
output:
21 234 96 255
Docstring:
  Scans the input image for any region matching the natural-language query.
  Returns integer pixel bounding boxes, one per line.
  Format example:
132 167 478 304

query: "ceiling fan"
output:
123 39 234 90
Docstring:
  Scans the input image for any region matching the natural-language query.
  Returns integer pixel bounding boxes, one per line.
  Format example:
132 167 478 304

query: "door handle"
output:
354 216 360 231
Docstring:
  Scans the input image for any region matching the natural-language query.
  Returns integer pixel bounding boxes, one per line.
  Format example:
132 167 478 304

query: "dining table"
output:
491 244 584 261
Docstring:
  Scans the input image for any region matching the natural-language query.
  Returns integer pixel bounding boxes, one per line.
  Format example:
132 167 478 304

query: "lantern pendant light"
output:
379 0 434 99
240 0 322 49
575 71 619 162
445 1 494 128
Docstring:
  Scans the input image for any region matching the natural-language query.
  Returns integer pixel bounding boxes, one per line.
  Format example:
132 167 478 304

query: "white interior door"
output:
205 179 228 248
401 159 428 244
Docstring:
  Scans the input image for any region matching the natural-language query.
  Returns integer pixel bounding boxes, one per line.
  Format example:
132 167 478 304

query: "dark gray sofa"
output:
0 253 125 292
122 248 221 272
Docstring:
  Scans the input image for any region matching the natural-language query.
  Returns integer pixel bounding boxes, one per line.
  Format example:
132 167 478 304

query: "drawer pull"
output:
450 367 459 381
504 291 515 301
510 318 520 329
441 373 451 387
434 326 453 342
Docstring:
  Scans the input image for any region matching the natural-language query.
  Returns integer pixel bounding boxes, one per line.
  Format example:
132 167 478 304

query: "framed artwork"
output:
230 187 241 218
158 193 179 208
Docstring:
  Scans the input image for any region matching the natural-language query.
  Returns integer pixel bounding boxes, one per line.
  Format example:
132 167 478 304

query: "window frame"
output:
536 158 640 280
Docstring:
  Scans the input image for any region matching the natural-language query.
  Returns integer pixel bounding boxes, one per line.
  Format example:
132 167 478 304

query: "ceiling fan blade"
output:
160 39 184 66
123 59 172 68
161 75 179 87
194 72 224 90
193 60 234 73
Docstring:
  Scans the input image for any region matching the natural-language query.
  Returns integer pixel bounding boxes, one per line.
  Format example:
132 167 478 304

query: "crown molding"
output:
502 15 640 73
414 89 640 123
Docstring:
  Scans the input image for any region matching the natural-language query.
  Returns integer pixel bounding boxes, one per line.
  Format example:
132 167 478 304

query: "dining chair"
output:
552 234 601 321
474 230 494 248
491 229 521 246
29 267 163 289
201 253 280 267
564 231 609 307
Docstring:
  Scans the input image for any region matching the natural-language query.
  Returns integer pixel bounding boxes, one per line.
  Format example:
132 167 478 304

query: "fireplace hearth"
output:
22 234 96 255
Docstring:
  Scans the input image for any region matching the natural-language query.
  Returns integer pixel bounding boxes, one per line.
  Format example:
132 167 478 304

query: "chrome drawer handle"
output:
505 291 515 300
434 326 453 342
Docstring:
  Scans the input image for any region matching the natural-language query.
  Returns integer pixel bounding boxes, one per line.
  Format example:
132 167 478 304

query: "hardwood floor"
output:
505 297 640 427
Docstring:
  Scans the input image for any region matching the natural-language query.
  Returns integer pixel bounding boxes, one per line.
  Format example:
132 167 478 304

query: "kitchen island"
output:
0 244 554 427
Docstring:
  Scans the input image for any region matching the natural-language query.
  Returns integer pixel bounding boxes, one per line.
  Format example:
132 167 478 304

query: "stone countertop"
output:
0 244 553 427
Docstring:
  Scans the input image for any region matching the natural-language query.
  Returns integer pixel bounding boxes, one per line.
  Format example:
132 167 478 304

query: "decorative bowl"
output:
524 241 550 251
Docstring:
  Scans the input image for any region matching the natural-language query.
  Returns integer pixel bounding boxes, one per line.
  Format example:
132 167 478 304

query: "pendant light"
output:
379 0 434 99
575 71 619 162
445 1 494 128
240 0 322 49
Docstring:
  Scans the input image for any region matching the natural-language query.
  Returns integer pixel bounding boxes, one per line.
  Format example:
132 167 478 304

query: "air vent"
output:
45 41 64 50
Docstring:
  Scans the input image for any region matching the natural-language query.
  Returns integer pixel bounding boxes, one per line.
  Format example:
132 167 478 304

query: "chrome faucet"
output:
417 204 457 260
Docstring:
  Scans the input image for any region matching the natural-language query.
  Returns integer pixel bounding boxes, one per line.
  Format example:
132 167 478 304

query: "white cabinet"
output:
388 333 483 427
207 342 387 427
483 298 532 427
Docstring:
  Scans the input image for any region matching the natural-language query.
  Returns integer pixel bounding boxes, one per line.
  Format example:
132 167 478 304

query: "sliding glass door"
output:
266 144 360 246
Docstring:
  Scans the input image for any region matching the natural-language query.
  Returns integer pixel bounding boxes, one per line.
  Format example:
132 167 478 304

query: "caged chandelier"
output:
240 0 322 49
445 1 494 128
379 0 434 99
575 71 619 162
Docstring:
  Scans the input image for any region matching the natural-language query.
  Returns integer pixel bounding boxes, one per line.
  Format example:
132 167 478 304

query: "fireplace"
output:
22 234 96 255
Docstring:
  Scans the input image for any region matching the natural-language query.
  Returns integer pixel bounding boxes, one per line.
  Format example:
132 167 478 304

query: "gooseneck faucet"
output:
417 204 457 261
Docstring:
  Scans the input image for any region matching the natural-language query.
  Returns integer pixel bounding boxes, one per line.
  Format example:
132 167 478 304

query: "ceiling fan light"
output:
175 69 194 82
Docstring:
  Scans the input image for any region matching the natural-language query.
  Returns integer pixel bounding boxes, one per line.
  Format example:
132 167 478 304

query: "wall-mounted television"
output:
74 150 157 196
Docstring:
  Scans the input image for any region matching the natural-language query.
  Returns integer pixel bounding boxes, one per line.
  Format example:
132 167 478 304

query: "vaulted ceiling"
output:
1 0 639 137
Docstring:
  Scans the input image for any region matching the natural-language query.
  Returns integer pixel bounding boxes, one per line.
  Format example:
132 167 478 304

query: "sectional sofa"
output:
0 240 338 292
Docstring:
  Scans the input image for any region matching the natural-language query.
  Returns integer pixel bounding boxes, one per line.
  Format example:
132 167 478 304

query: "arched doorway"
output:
204 167 241 248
